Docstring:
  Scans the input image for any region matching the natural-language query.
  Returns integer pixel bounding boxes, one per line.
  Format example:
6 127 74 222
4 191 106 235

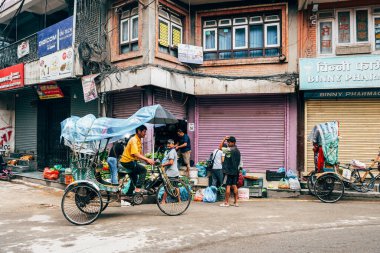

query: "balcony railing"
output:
0 33 38 69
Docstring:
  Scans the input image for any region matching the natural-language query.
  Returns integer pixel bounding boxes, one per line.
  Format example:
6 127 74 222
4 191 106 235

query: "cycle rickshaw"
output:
60 105 191 225
307 121 380 203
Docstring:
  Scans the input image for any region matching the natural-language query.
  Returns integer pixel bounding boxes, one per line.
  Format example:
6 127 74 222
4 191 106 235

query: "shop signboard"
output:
37 16 74 58
300 55 380 90
39 48 74 82
178 44 203 64
81 74 99 103
17 40 29 59
0 63 24 91
304 88 380 99
36 82 64 99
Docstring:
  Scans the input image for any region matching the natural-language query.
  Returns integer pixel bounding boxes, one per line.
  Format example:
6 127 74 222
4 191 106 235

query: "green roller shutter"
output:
70 81 98 117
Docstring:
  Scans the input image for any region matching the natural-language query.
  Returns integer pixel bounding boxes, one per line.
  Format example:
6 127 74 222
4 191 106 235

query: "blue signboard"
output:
299 55 380 90
37 16 74 58
304 88 380 99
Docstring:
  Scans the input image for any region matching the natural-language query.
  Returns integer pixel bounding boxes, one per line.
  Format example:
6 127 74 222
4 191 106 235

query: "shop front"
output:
196 94 297 173
300 55 380 172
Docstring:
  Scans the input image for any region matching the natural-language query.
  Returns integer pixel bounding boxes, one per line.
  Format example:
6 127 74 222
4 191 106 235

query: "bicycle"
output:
313 149 380 203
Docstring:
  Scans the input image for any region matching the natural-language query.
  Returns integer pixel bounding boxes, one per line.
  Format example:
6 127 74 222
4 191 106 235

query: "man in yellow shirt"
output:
120 125 155 194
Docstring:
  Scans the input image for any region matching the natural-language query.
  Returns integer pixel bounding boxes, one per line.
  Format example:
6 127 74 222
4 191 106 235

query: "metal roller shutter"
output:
71 82 98 117
154 88 187 120
197 96 286 172
112 90 142 118
305 100 380 172
15 89 38 154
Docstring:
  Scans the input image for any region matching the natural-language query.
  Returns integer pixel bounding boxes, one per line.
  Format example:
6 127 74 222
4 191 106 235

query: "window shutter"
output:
159 21 169 47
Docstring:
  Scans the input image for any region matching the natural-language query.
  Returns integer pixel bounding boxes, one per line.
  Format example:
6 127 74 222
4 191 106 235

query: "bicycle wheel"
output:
61 185 102 225
314 174 344 203
307 171 317 196
350 170 374 193
156 178 191 216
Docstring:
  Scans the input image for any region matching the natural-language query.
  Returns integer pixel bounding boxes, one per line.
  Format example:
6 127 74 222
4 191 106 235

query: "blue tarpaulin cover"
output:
60 104 177 153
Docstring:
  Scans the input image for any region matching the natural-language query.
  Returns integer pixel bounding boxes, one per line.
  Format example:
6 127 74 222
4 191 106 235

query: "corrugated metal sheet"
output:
15 89 38 153
154 88 188 119
71 82 98 117
197 96 286 172
112 90 142 118
305 100 380 172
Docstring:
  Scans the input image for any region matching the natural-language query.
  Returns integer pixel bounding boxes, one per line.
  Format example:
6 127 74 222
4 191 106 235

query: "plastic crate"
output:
266 170 285 181
247 186 263 198
243 178 263 187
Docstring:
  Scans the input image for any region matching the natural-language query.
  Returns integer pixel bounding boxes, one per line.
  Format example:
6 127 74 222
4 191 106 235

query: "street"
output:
1 180 380 253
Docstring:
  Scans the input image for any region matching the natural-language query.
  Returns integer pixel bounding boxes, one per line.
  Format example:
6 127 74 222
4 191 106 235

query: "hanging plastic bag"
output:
286 169 297 179
203 186 217 203
289 178 301 190
196 164 207 177
237 173 244 188
278 178 290 189
194 189 204 201
121 180 131 195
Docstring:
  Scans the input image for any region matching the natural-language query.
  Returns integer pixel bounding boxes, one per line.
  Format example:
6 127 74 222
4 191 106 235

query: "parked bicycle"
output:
312 149 380 203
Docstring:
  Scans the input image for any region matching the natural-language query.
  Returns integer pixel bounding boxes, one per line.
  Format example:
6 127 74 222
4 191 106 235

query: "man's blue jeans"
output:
107 157 118 184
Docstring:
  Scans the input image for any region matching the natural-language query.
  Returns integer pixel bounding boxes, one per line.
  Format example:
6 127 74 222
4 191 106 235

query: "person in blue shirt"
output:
175 129 191 177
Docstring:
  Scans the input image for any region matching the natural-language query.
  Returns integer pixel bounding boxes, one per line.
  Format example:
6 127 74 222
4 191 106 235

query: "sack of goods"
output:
43 168 59 180
278 178 290 189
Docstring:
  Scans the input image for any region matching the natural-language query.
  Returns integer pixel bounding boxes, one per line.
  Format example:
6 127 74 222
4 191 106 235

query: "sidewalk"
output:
13 171 380 200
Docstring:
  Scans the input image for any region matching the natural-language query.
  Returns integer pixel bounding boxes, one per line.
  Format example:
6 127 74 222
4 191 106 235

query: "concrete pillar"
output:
187 96 196 163
142 87 154 154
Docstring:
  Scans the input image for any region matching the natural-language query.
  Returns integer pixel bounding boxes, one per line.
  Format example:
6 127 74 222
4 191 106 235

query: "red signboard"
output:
36 82 64 99
0 63 24 91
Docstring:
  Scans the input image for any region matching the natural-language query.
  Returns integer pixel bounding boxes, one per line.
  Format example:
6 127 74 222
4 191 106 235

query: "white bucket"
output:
189 169 198 178
238 188 249 200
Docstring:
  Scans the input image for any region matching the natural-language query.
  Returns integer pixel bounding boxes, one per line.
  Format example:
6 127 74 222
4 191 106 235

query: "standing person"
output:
160 139 181 204
120 125 155 195
107 140 125 184
219 136 241 207
175 129 191 177
211 148 224 187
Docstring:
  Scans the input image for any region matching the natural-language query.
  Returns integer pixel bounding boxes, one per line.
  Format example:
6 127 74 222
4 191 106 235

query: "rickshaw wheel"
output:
314 174 344 203
156 178 191 216
61 184 102 225
307 171 317 196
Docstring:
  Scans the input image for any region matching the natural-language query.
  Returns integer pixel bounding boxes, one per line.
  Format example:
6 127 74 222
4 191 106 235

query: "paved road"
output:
1 181 380 253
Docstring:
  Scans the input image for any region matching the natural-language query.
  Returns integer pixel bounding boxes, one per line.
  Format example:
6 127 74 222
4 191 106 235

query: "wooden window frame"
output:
130 15 139 42
171 22 183 47
120 18 130 44
354 8 370 44
202 13 282 60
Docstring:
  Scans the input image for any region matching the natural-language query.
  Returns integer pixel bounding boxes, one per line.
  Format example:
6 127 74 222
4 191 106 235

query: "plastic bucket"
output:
189 169 198 178
238 188 249 200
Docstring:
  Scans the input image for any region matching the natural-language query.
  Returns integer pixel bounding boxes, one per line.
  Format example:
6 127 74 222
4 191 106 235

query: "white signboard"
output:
39 48 74 82
25 61 40 85
188 123 195 132
82 74 99 103
178 44 203 64
17 40 29 59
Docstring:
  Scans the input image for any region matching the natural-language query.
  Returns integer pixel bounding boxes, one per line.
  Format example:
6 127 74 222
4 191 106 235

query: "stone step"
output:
7 165 34 173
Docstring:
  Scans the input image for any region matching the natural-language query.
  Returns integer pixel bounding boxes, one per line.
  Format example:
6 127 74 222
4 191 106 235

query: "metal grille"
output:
197 96 287 172
0 33 38 69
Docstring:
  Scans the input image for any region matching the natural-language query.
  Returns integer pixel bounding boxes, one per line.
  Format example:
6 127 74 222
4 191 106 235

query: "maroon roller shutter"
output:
112 90 142 118
154 88 188 120
197 96 287 172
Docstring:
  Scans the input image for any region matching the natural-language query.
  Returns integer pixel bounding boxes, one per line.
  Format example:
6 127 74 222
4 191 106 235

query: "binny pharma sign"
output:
299 55 380 90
